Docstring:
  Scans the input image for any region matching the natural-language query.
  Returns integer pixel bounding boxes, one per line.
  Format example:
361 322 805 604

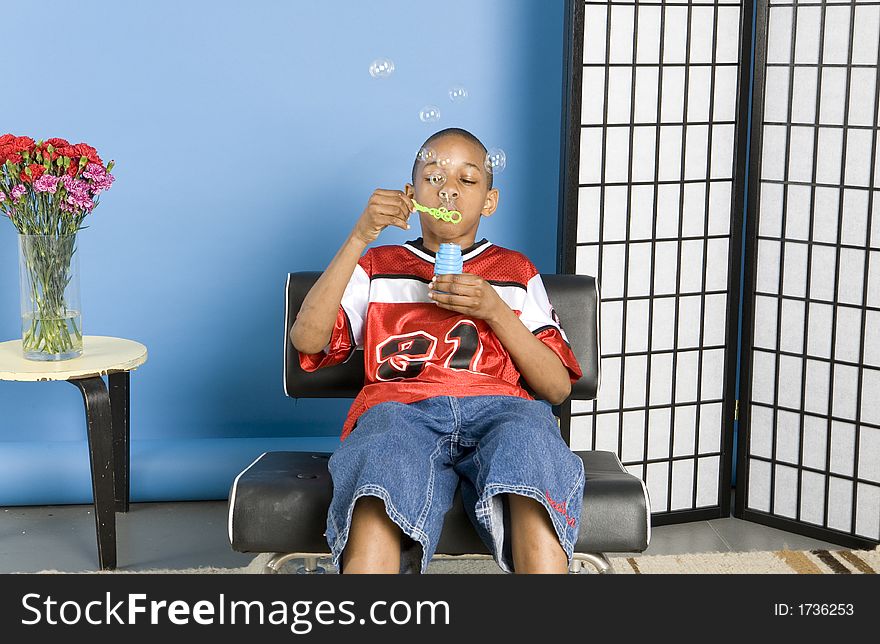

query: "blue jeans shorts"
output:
325 395 585 574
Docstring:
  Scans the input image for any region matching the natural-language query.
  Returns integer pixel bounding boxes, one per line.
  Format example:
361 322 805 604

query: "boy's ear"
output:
481 188 500 217
404 183 415 198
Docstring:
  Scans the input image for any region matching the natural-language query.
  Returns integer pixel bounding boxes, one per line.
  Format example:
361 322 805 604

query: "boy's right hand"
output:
352 189 414 245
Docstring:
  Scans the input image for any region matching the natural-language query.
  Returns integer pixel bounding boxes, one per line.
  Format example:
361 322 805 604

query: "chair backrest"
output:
283 271 600 401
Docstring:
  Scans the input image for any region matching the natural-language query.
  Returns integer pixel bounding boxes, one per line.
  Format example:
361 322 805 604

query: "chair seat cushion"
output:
228 450 650 555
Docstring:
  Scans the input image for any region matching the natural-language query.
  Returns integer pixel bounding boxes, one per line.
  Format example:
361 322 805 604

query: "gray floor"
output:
0 488 848 573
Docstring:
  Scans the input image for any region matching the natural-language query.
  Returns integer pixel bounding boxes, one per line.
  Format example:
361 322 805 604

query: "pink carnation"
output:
92 174 115 195
59 175 95 211
10 184 26 200
82 162 115 195
33 174 60 194
61 175 88 197
82 163 105 180
68 193 95 211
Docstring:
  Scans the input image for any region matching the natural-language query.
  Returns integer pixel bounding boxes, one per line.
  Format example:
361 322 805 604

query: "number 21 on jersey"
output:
375 320 484 381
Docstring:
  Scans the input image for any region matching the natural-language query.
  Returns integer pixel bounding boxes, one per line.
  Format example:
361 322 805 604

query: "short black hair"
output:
411 127 493 190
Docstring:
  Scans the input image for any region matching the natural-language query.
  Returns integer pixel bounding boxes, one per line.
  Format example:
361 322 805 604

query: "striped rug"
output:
607 546 880 574
29 546 880 574
239 546 880 574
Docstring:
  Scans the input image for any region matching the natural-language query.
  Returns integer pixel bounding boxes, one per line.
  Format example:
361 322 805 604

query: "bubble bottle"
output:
433 243 462 294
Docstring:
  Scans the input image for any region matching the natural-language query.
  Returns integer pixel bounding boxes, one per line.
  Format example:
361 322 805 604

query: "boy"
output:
290 128 584 574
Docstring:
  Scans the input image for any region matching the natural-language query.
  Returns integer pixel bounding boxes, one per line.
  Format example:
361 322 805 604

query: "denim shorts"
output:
325 395 585 574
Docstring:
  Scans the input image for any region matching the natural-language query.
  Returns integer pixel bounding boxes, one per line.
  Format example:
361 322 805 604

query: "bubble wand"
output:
411 199 462 224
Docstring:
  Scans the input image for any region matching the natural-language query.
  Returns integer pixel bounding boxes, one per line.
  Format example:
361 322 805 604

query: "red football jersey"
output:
298 237 583 440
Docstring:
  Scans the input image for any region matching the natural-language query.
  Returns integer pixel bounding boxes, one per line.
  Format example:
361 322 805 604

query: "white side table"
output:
0 335 148 570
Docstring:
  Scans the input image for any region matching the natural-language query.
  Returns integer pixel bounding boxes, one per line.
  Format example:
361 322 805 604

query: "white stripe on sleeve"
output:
341 263 371 348
519 273 571 343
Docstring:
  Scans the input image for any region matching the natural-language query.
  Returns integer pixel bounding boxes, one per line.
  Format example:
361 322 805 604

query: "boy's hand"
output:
427 273 508 323
352 189 414 245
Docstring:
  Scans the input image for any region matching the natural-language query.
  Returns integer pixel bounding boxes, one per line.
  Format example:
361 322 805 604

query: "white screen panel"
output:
742 0 880 544
800 470 826 526
571 0 744 515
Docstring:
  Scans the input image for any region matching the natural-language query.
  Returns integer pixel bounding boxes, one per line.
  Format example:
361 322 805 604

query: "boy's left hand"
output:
428 273 507 322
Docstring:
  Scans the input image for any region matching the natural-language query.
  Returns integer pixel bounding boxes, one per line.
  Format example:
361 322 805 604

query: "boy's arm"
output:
289 232 369 354
428 273 575 404
290 188 413 354
486 308 572 405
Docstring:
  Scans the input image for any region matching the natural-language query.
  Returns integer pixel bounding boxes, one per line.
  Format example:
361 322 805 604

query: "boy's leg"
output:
455 396 585 574
325 398 460 574
341 496 402 574
506 494 568 574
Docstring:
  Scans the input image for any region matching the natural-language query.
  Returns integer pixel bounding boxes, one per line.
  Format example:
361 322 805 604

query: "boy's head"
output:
405 128 500 245
410 127 494 190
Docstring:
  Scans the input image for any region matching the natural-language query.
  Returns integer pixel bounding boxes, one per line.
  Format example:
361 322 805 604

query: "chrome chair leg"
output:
574 552 614 574
263 553 301 574
263 553 329 574
296 556 326 574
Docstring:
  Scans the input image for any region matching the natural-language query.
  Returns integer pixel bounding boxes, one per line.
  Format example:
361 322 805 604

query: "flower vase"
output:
17 233 83 361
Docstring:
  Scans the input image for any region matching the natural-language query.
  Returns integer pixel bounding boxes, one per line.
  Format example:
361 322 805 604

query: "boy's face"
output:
406 134 499 242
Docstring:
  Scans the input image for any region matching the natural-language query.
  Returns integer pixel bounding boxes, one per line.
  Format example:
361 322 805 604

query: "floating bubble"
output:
369 58 395 78
417 147 437 163
419 106 441 123
427 171 447 188
448 86 469 102
484 147 507 174
436 156 453 170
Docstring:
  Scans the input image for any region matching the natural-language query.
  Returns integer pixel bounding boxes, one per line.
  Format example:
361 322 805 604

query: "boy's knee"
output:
351 495 400 535
507 493 558 532
507 493 546 517
343 496 406 574
354 494 384 512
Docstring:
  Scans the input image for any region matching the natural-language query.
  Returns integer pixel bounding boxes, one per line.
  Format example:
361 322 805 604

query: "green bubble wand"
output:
411 199 462 224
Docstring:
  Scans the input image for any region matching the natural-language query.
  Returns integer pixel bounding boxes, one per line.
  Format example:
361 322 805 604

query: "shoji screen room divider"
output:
738 0 880 547
558 0 879 547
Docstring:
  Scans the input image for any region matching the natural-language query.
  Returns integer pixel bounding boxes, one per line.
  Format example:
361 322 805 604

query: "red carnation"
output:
0 146 22 165
12 136 35 153
35 142 57 161
38 138 70 161
55 145 78 159
2 136 35 165
20 164 45 183
72 143 102 166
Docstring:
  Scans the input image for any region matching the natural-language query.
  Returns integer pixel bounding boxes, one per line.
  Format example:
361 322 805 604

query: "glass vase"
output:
18 233 83 361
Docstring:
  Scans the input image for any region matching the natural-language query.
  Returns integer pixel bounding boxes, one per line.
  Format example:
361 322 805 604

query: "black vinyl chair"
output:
227 272 651 573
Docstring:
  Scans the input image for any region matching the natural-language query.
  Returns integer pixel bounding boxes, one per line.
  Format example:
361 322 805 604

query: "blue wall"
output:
0 0 567 504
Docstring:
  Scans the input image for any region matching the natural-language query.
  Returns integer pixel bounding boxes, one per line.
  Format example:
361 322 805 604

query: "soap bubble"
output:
427 171 447 188
369 58 395 78
484 147 507 174
449 86 469 102
417 147 437 163
419 106 441 123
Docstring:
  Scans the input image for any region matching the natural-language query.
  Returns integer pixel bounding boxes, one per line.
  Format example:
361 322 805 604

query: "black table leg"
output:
69 376 117 571
108 371 130 512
